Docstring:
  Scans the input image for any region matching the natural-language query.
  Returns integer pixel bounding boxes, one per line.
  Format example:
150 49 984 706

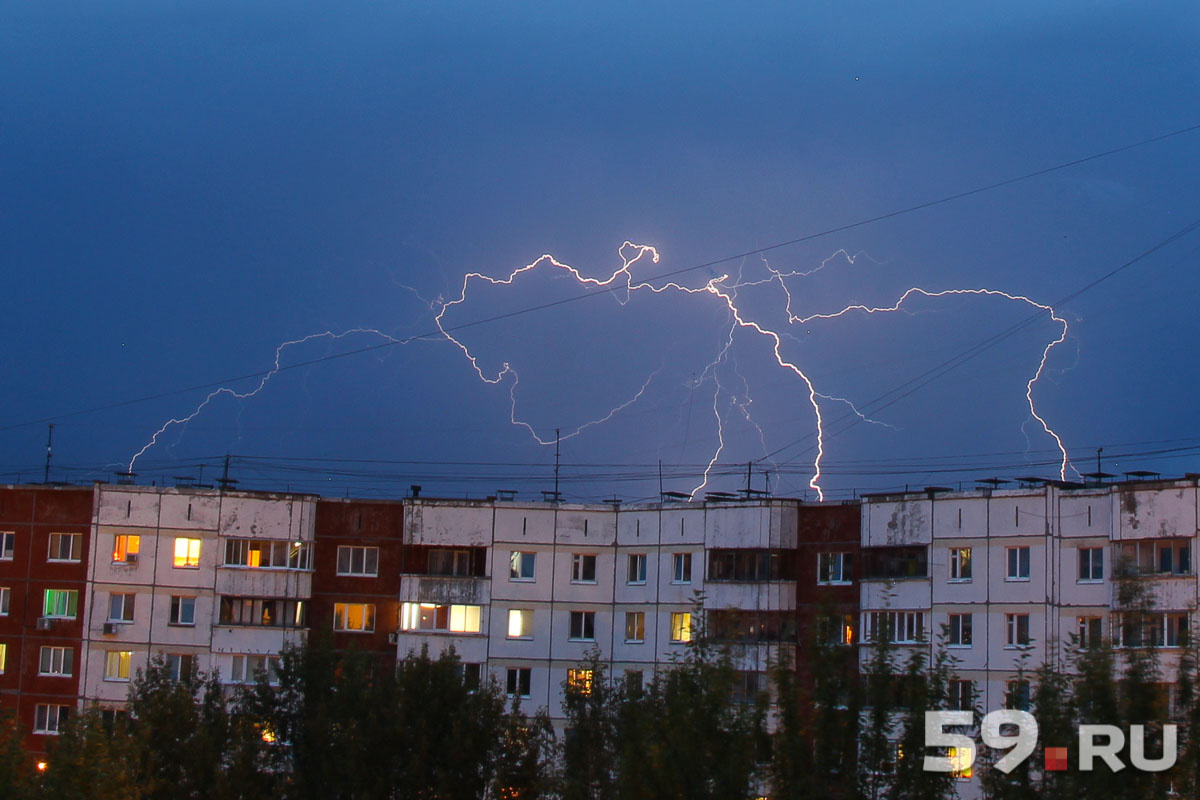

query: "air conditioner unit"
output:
102 622 118 635
36 617 54 631
125 553 139 564
387 632 399 645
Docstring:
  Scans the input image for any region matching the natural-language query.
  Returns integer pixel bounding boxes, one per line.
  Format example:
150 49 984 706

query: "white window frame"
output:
509 551 536 582
817 552 851 585
948 679 974 710
627 553 647 585
570 553 597 584
399 602 482 633
169 595 197 626
949 547 972 582
225 538 312 571
864 611 926 644
0 531 13 560
672 553 692 584
47 532 82 563
34 704 70 735
1078 547 1104 582
108 592 135 623
332 602 376 633
506 667 532 698
568 610 596 642
0 587 9 616
104 650 133 682
43 589 79 619
1006 546 1031 581
166 653 195 682
173 537 201 568
1005 613 1031 648
1077 615 1102 649
336 545 379 577
947 613 972 647
112 534 140 564
669 611 692 643
624 611 645 643
0 643 5 674
39 646 73 677
228 654 281 685
507 608 533 639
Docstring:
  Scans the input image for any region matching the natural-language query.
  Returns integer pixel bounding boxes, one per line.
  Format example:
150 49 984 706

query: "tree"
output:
857 610 899 800
491 701 557 800
39 707 141 800
560 651 617 800
0 708 35 800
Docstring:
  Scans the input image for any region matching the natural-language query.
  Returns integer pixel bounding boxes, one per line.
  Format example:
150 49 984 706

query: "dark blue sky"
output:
3 2 1199 500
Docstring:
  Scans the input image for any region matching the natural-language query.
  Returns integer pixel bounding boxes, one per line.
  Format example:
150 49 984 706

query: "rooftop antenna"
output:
43 423 54 484
1096 447 1103 478
554 428 561 499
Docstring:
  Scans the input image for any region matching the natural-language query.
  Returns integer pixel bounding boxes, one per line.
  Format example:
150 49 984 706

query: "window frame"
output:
1077 615 1102 649
1005 613 1032 648
34 704 70 735
567 668 594 695
173 537 202 569
169 595 197 626
672 552 692 584
108 593 136 623
332 602 376 633
817 552 852 585
568 610 596 642
947 613 973 647
626 553 647 585
509 551 536 582
104 650 133 682
570 553 597 584
1078 547 1104 582
1005 546 1031 581
336 545 380 577
507 608 533 639
948 547 972 582
948 679 974 711
0 531 13 560
669 611 692 643
624 611 645 643
0 586 9 616
111 534 141 564
43 589 79 619
506 667 532 699
399 602 482 633
47 532 82 563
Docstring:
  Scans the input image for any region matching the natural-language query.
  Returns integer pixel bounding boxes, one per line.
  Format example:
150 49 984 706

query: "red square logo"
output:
1044 747 1069 772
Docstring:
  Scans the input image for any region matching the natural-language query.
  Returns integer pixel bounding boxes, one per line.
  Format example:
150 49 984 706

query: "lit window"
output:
817 614 855 645
949 746 973 779
0 587 9 616
624 611 645 643
571 554 597 583
672 553 692 584
0 532 13 560
507 609 533 639
108 593 135 623
1005 613 1031 648
104 651 133 681
170 596 197 626
47 533 82 562
949 548 972 581
1006 547 1030 581
43 589 78 619
38 646 73 677
112 535 140 564
568 611 595 641
567 668 594 695
399 602 481 633
333 602 376 633
627 553 647 584
670 611 692 643
225 539 311 570
0 643 5 673
336 546 380 577
1078 547 1104 582
34 705 70 735
509 551 536 581
948 614 972 647
817 552 852 584
506 667 531 698
173 538 201 568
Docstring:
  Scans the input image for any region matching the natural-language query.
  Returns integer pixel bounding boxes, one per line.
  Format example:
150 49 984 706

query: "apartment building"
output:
0 485 93 756
858 476 1200 797
80 484 317 705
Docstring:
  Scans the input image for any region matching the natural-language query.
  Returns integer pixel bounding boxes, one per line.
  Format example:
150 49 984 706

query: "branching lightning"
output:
132 242 1074 498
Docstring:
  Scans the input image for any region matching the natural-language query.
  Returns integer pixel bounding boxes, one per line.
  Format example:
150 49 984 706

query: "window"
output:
1006 546 1030 581
861 546 928 579
571 554 597 583
104 650 133 681
458 663 482 692
1116 612 1190 648
506 667 532 698
399 602 481 633
507 609 533 639
43 589 78 619
949 548 972 581
331 602 375 633
670 611 692 643
624 611 645 642
427 548 472 576
166 654 195 682
864 611 925 644
949 746 973 780
170 596 196 626
817 552 852 584
225 539 312 570
627 553 647 584
624 669 644 692
47 532 82 562
0 587 9 616
108 593 135 623
39 646 73 677
672 553 692 584
228 654 281 684
708 549 785 581
0 532 13 560
112 534 140 563
1006 680 1032 710
0 644 5 673
219 597 307 628
817 614 855 645
567 668 594 695
569 611 596 641
1005 613 1031 648
1118 539 1192 576
948 679 974 710
1078 547 1104 582
948 614 972 647
509 551 536 581
336 545 379 576
34 705 70 735
173 537 201 568
1077 616 1102 649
